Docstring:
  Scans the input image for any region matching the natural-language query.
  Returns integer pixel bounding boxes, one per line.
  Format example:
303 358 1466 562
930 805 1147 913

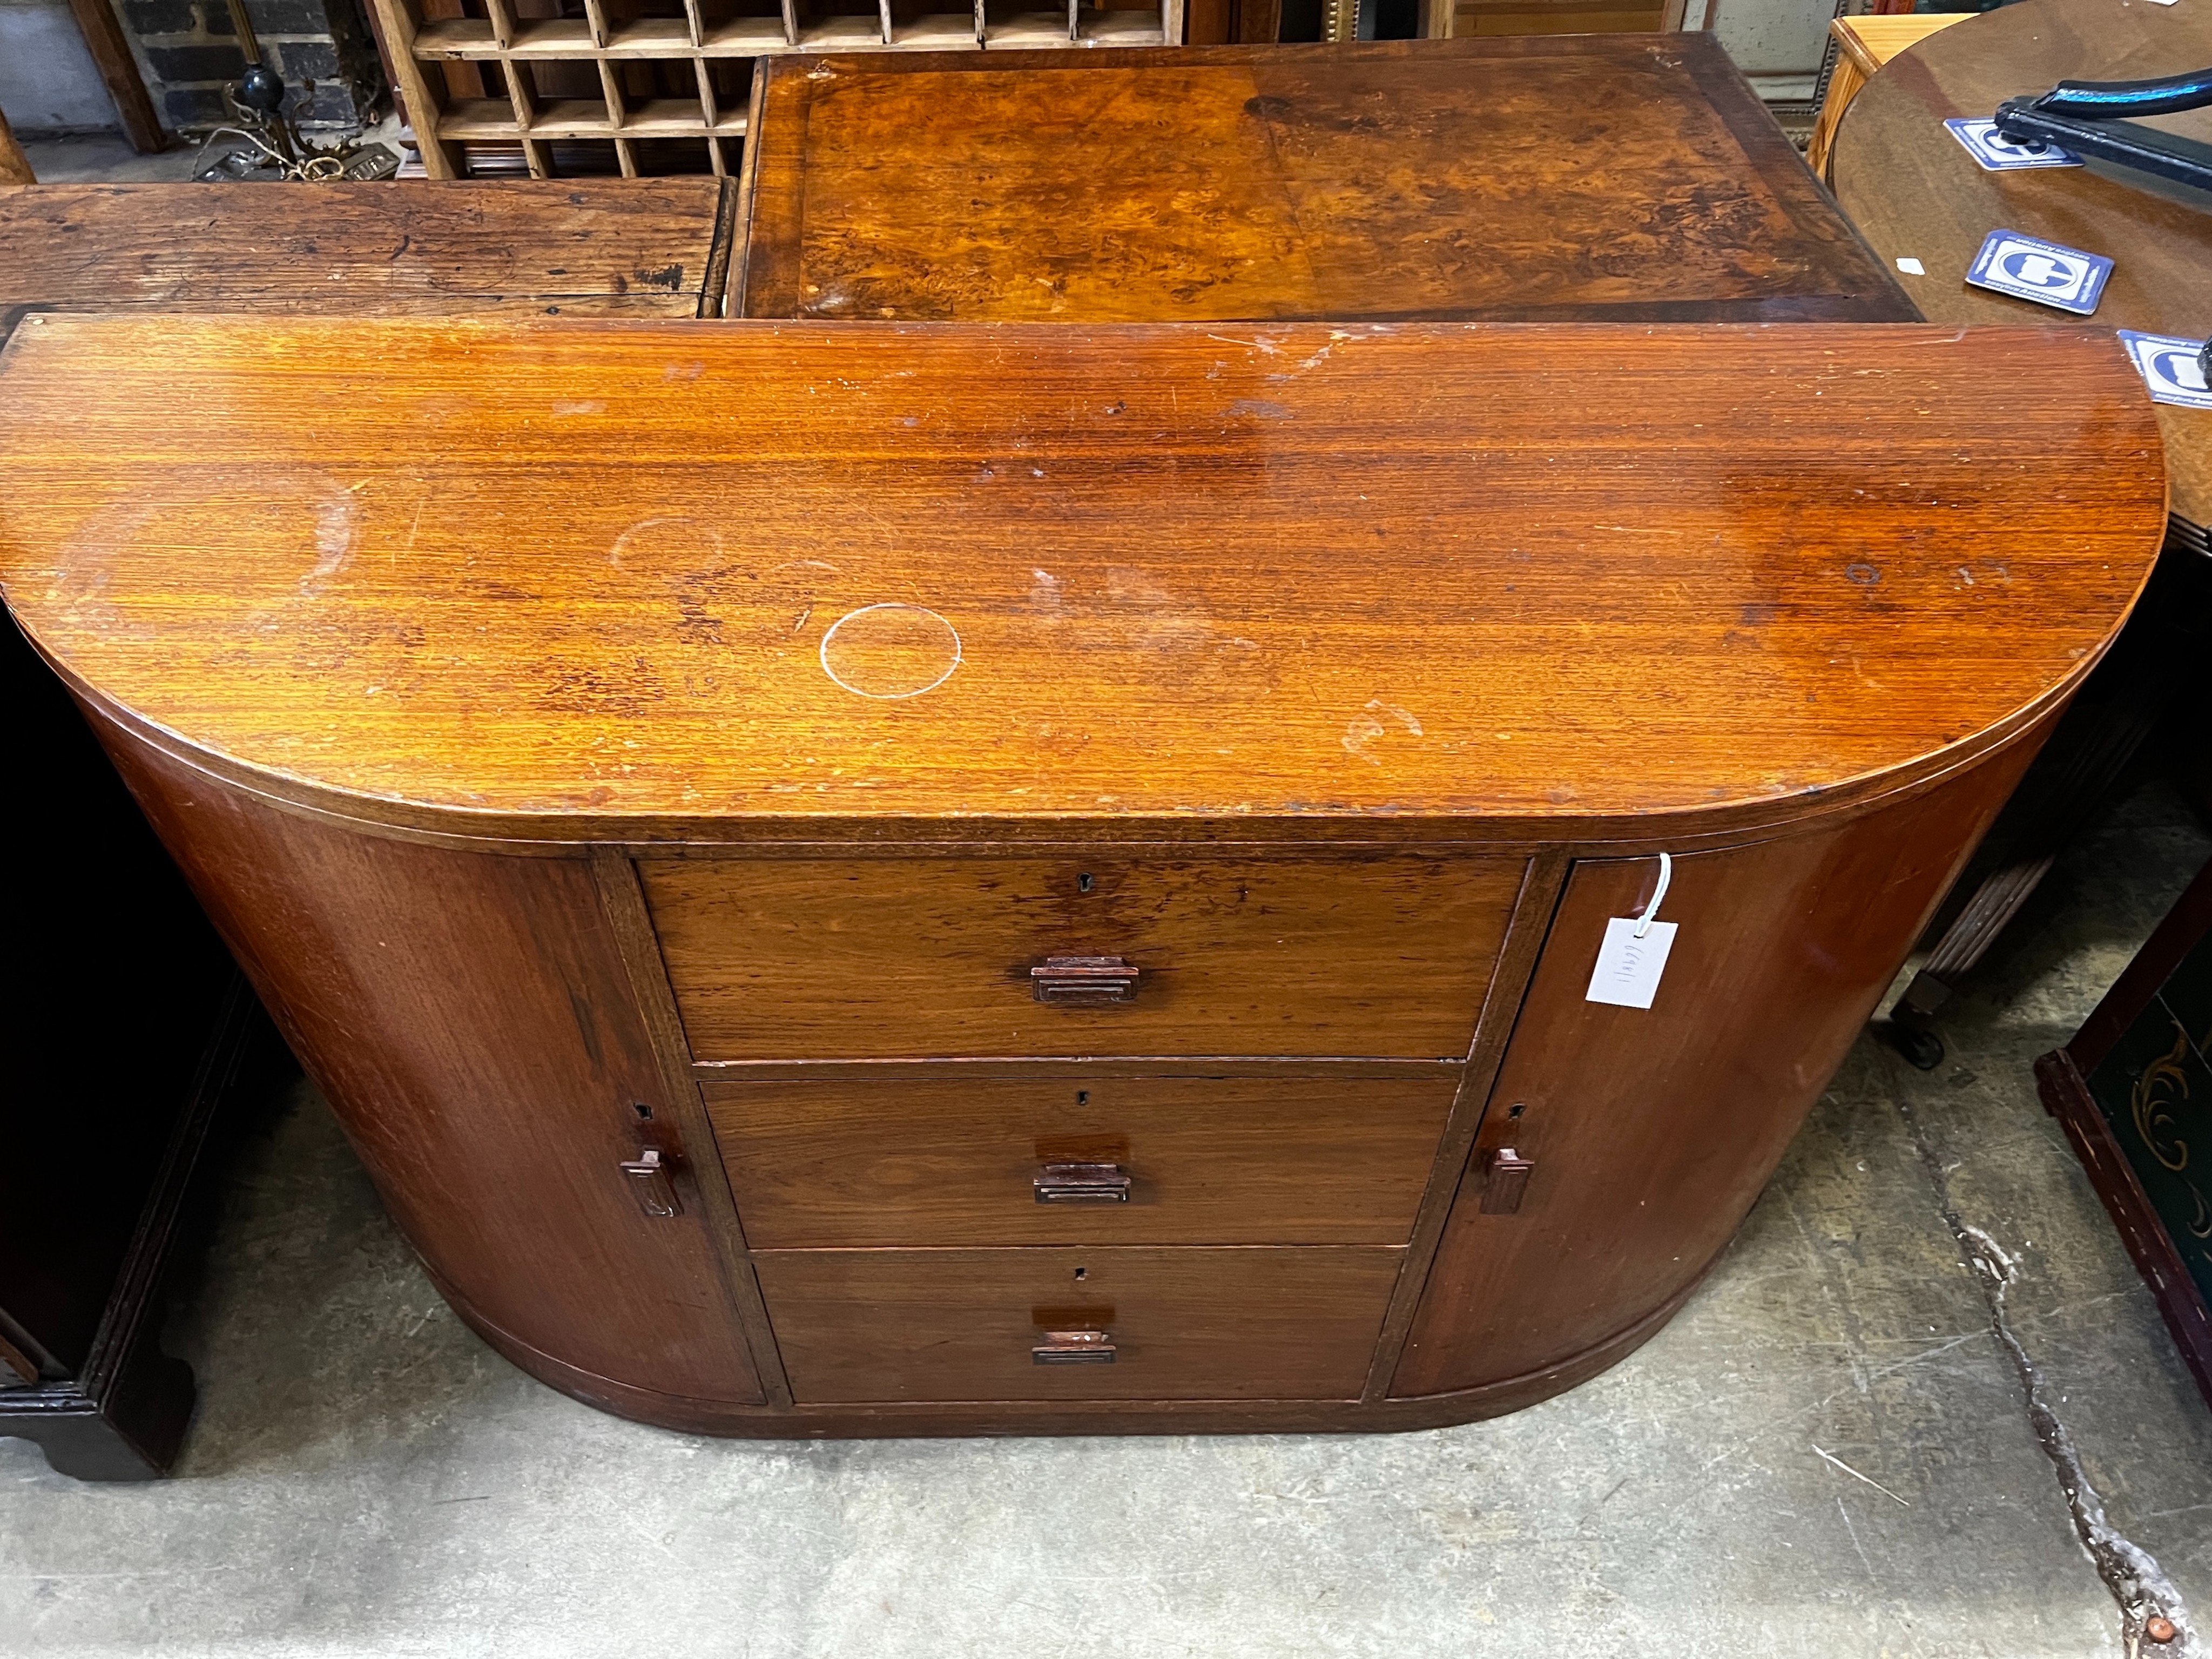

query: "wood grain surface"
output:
96 724 768 1406
645 854 1521 1058
0 180 734 318
1393 731 2041 1397
754 1244 1404 1402
738 36 1911 323
1804 13 1965 180
0 315 2163 844
706 1070 1460 1247
1829 0 2212 528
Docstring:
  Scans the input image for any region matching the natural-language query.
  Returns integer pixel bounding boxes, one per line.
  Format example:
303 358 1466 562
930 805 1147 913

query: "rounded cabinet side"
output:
90 711 768 1417
1391 720 2053 1405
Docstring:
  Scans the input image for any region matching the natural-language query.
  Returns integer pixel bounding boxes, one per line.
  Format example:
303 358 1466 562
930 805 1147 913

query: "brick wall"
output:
118 0 385 130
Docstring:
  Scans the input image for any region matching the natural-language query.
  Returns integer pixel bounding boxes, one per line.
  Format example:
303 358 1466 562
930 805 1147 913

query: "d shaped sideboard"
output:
0 315 2164 1435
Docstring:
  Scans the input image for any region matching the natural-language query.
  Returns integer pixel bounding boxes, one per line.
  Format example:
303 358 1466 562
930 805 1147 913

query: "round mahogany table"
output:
1832 0 2212 534
1833 0 2212 1055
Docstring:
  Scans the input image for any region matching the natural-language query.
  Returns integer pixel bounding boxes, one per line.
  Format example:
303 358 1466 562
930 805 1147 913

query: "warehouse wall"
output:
118 0 383 129
0 0 382 138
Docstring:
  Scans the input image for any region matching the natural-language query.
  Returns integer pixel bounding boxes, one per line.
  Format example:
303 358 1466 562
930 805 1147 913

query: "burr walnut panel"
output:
739 36 1908 324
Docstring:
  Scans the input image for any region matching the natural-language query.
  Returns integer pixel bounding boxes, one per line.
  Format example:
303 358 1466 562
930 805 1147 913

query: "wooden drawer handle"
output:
620 1147 683 1218
1030 954 1141 1004
1033 1329 1116 1365
1034 1161 1132 1204
1480 1146 1533 1215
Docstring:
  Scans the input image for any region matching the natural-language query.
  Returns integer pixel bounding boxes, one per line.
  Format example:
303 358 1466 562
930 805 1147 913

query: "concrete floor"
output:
0 778 2205 1657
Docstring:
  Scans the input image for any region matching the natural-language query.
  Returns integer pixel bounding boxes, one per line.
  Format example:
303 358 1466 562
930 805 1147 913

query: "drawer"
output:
756 1245 1403 1402
706 1070 1459 1247
643 855 1525 1060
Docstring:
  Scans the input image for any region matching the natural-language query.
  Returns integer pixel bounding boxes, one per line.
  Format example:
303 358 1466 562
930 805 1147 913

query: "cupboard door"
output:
1393 753 2035 1398
102 731 766 1406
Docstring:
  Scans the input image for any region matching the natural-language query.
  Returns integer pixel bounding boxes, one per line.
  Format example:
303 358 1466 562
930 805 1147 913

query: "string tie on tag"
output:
1634 851 1671 939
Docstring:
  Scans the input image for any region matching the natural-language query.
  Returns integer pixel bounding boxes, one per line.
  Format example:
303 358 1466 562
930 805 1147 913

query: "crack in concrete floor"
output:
1898 1092 2201 1657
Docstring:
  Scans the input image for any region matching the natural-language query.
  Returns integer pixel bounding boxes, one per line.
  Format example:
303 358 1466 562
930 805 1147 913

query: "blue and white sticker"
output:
2118 331 2212 409
1944 117 2081 171
1965 230 2113 315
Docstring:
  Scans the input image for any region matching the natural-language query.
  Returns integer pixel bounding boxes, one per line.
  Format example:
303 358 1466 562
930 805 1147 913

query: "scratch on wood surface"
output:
1812 1444 1911 1507
301 491 359 594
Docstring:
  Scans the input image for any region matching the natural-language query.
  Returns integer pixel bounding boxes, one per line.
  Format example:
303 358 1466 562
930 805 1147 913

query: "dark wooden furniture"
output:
0 177 737 1479
0 178 739 321
0 313 2164 1434
0 618 292 1479
733 35 1910 323
2037 858 2212 1412
1831 0 2212 1056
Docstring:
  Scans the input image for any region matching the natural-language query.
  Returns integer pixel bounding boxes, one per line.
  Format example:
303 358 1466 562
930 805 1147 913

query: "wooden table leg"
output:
1806 53 1867 183
0 106 34 185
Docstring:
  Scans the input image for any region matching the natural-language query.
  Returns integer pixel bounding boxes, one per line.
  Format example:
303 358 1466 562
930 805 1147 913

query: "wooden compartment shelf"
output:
378 0 1180 179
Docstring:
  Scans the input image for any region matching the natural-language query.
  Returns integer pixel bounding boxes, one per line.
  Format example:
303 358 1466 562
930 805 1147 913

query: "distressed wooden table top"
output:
0 315 2163 842
737 36 1911 325
0 179 736 320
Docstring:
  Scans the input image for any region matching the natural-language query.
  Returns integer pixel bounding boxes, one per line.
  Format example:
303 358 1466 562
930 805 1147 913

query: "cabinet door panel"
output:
1394 750 2036 1397
102 731 765 1406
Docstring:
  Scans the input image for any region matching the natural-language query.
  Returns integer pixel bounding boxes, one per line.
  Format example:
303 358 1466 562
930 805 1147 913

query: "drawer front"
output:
643 855 1525 1060
757 1245 1402 1402
707 1071 1459 1247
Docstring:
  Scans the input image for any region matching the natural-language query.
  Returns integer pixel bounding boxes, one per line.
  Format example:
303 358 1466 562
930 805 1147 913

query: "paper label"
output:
1584 916 1678 1010
1965 230 2113 316
2118 331 2212 409
1943 118 2081 172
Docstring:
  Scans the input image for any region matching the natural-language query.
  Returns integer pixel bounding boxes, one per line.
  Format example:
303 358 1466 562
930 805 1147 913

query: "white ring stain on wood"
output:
819 603 962 700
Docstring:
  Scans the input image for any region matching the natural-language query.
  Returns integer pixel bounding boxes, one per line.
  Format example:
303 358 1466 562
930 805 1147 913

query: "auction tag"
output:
2118 331 2212 409
1584 916 1678 1010
1944 118 2081 171
1965 230 2113 315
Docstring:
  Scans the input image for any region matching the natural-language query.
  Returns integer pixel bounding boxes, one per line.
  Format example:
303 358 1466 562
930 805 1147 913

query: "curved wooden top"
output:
1830 0 2212 531
0 315 2164 845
